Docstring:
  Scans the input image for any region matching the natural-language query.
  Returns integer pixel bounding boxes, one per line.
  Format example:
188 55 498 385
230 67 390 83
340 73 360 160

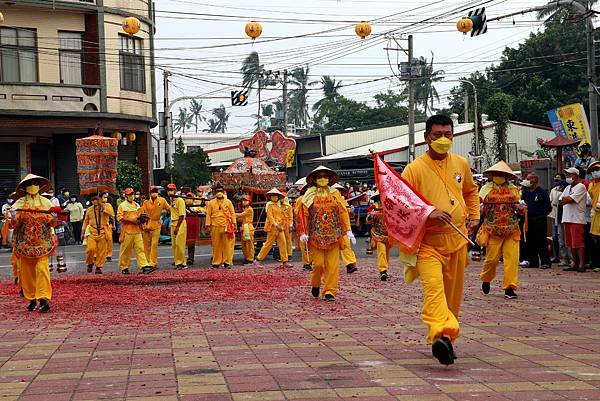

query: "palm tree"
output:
288 65 318 128
261 104 273 117
173 107 194 133
189 99 204 133
312 75 342 115
402 53 444 115
241 51 263 116
203 119 220 133
211 105 230 133
537 0 596 20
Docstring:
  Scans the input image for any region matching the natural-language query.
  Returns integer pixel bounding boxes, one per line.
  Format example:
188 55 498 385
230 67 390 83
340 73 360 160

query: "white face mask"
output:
592 171 600 179
566 177 574 185
521 180 532 188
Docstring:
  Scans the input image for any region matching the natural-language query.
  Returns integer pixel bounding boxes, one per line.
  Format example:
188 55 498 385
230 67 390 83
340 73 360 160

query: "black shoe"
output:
504 288 518 299
106 257 112 262
39 299 50 313
49 264 53 272
577 267 586 273
143 266 156 274
346 264 358 274
482 282 490 294
223 263 230 269
122 268 130 275
563 266 578 271
540 265 551 270
432 336 455 366
243 260 252 265
187 260 193 266
324 294 335 302
303 264 312 271
211 264 220 269
311 287 320 298
26 300 37 312
550 258 560 263
178 264 189 270
87 264 94 273
380 271 388 281
95 267 103 274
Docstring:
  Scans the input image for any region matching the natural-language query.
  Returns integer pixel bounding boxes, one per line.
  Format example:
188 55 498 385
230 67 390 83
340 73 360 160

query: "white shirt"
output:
560 182 587 225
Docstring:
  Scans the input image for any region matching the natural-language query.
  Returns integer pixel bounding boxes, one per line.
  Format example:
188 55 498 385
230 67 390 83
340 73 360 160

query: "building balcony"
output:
0 83 100 113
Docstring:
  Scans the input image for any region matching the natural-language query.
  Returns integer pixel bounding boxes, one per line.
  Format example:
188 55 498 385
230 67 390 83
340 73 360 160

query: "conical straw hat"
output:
15 174 51 197
484 161 516 179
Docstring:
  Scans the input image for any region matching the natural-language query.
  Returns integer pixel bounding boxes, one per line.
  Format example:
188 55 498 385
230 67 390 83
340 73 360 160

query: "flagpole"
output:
447 221 475 247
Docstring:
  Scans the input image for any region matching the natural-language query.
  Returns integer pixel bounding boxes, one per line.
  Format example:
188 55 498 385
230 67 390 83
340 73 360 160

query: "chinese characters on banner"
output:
546 103 591 161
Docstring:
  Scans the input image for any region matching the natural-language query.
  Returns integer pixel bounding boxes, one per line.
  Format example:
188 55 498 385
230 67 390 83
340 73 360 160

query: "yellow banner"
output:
285 149 295 168
556 103 591 144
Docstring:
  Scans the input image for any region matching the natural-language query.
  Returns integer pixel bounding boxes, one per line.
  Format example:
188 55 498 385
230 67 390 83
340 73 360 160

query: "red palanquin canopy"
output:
212 157 287 194
75 135 118 195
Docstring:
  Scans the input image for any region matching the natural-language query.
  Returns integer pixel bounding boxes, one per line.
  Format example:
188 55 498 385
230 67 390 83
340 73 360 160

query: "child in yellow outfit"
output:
255 188 291 267
333 183 358 274
236 194 255 263
117 187 152 274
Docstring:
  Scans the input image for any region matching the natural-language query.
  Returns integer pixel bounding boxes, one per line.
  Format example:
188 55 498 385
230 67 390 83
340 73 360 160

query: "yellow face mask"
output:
492 176 506 185
185 199 193 206
25 184 39 195
430 136 453 154
316 177 329 187
216 192 224 199
102 197 108 203
270 196 279 203
126 195 134 202
150 193 158 199
242 201 250 207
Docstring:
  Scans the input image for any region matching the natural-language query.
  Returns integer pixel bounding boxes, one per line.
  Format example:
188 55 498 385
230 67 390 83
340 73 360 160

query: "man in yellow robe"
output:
82 195 114 274
333 183 358 273
255 188 291 267
477 161 524 299
206 184 236 268
141 186 170 270
299 166 353 301
401 115 480 365
11 174 56 312
117 187 151 274
236 194 255 263
167 183 187 269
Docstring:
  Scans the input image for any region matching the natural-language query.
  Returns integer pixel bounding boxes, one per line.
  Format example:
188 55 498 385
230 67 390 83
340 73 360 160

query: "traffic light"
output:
231 90 249 106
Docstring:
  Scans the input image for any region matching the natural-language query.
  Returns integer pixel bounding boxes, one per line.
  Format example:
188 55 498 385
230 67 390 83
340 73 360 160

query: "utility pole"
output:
408 34 415 162
282 69 289 136
464 92 469 124
163 70 172 166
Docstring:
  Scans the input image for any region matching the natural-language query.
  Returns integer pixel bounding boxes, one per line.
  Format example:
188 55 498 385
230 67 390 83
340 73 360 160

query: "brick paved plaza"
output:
1 251 600 401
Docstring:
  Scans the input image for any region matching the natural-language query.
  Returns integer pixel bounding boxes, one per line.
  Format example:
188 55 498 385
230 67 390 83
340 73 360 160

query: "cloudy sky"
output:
151 0 556 135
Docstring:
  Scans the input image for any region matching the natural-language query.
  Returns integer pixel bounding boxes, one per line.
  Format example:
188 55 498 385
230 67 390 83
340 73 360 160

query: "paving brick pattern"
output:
2 259 600 401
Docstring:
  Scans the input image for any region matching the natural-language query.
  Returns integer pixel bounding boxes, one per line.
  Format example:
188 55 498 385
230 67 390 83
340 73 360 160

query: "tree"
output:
288 65 318 128
116 160 142 191
173 106 194 133
241 51 263 116
486 93 514 162
312 75 342 115
203 119 220 133
189 99 204 133
261 104 273 117
402 53 444 114
211 105 230 133
447 71 497 122
166 136 212 187
313 96 370 132
537 0 596 21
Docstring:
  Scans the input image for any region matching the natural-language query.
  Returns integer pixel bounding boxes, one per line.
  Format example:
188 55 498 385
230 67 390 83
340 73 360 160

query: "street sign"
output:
231 90 249 106
468 7 488 37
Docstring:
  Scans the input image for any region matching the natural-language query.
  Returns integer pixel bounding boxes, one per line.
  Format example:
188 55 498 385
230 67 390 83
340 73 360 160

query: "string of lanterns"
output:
111 131 137 146
241 20 372 41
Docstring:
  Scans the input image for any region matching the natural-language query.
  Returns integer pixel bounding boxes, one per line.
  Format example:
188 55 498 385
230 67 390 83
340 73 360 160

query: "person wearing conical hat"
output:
366 191 393 281
294 183 312 270
477 161 525 299
333 183 358 274
236 194 255 264
117 188 153 274
206 184 236 268
11 174 56 312
255 188 291 267
587 161 600 271
298 166 354 301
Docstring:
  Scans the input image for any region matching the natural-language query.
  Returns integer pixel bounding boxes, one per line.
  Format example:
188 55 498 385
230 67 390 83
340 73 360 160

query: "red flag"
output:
373 153 435 254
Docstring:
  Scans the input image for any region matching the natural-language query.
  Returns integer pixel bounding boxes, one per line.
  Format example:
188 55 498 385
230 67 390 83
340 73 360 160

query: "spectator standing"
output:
560 167 588 272
574 143 596 181
549 174 570 264
588 161 600 270
64 195 84 244
521 172 552 269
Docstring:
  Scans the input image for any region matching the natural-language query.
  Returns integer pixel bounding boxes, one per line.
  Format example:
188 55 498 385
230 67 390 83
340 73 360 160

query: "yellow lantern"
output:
355 21 372 39
127 132 136 142
0 12 4 24
122 16 141 36
112 131 122 141
245 20 262 41
457 17 473 34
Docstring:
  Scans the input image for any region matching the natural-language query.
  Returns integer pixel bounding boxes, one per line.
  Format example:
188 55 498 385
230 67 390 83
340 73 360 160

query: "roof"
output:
539 135 580 148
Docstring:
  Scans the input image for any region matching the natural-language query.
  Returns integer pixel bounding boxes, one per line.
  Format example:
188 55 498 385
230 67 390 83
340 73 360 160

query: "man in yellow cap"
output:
82 195 114 274
141 186 170 270
206 184 236 268
167 183 187 269
117 187 152 274
401 115 480 365
298 166 353 301
236 194 255 264
255 188 291 267
477 161 524 299
333 183 358 274
11 174 56 312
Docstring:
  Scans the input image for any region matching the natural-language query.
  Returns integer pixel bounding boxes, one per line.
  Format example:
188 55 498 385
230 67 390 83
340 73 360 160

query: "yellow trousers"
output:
417 242 467 344
480 236 519 290
376 241 391 273
257 229 288 262
143 228 161 267
86 232 107 268
171 221 187 266
284 227 293 257
211 226 235 266
118 233 149 271
340 236 357 266
241 232 255 262
18 255 52 301
297 237 311 265
311 246 340 296
105 226 113 258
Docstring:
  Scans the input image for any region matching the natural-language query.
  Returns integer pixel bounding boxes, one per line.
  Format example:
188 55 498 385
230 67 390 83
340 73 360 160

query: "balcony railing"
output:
0 83 100 113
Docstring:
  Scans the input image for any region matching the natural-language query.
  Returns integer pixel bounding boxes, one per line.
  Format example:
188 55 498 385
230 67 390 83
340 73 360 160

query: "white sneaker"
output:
519 261 530 267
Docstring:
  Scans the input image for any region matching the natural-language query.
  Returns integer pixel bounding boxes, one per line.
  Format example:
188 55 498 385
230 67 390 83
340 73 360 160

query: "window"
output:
119 35 145 92
59 31 83 85
0 27 38 83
